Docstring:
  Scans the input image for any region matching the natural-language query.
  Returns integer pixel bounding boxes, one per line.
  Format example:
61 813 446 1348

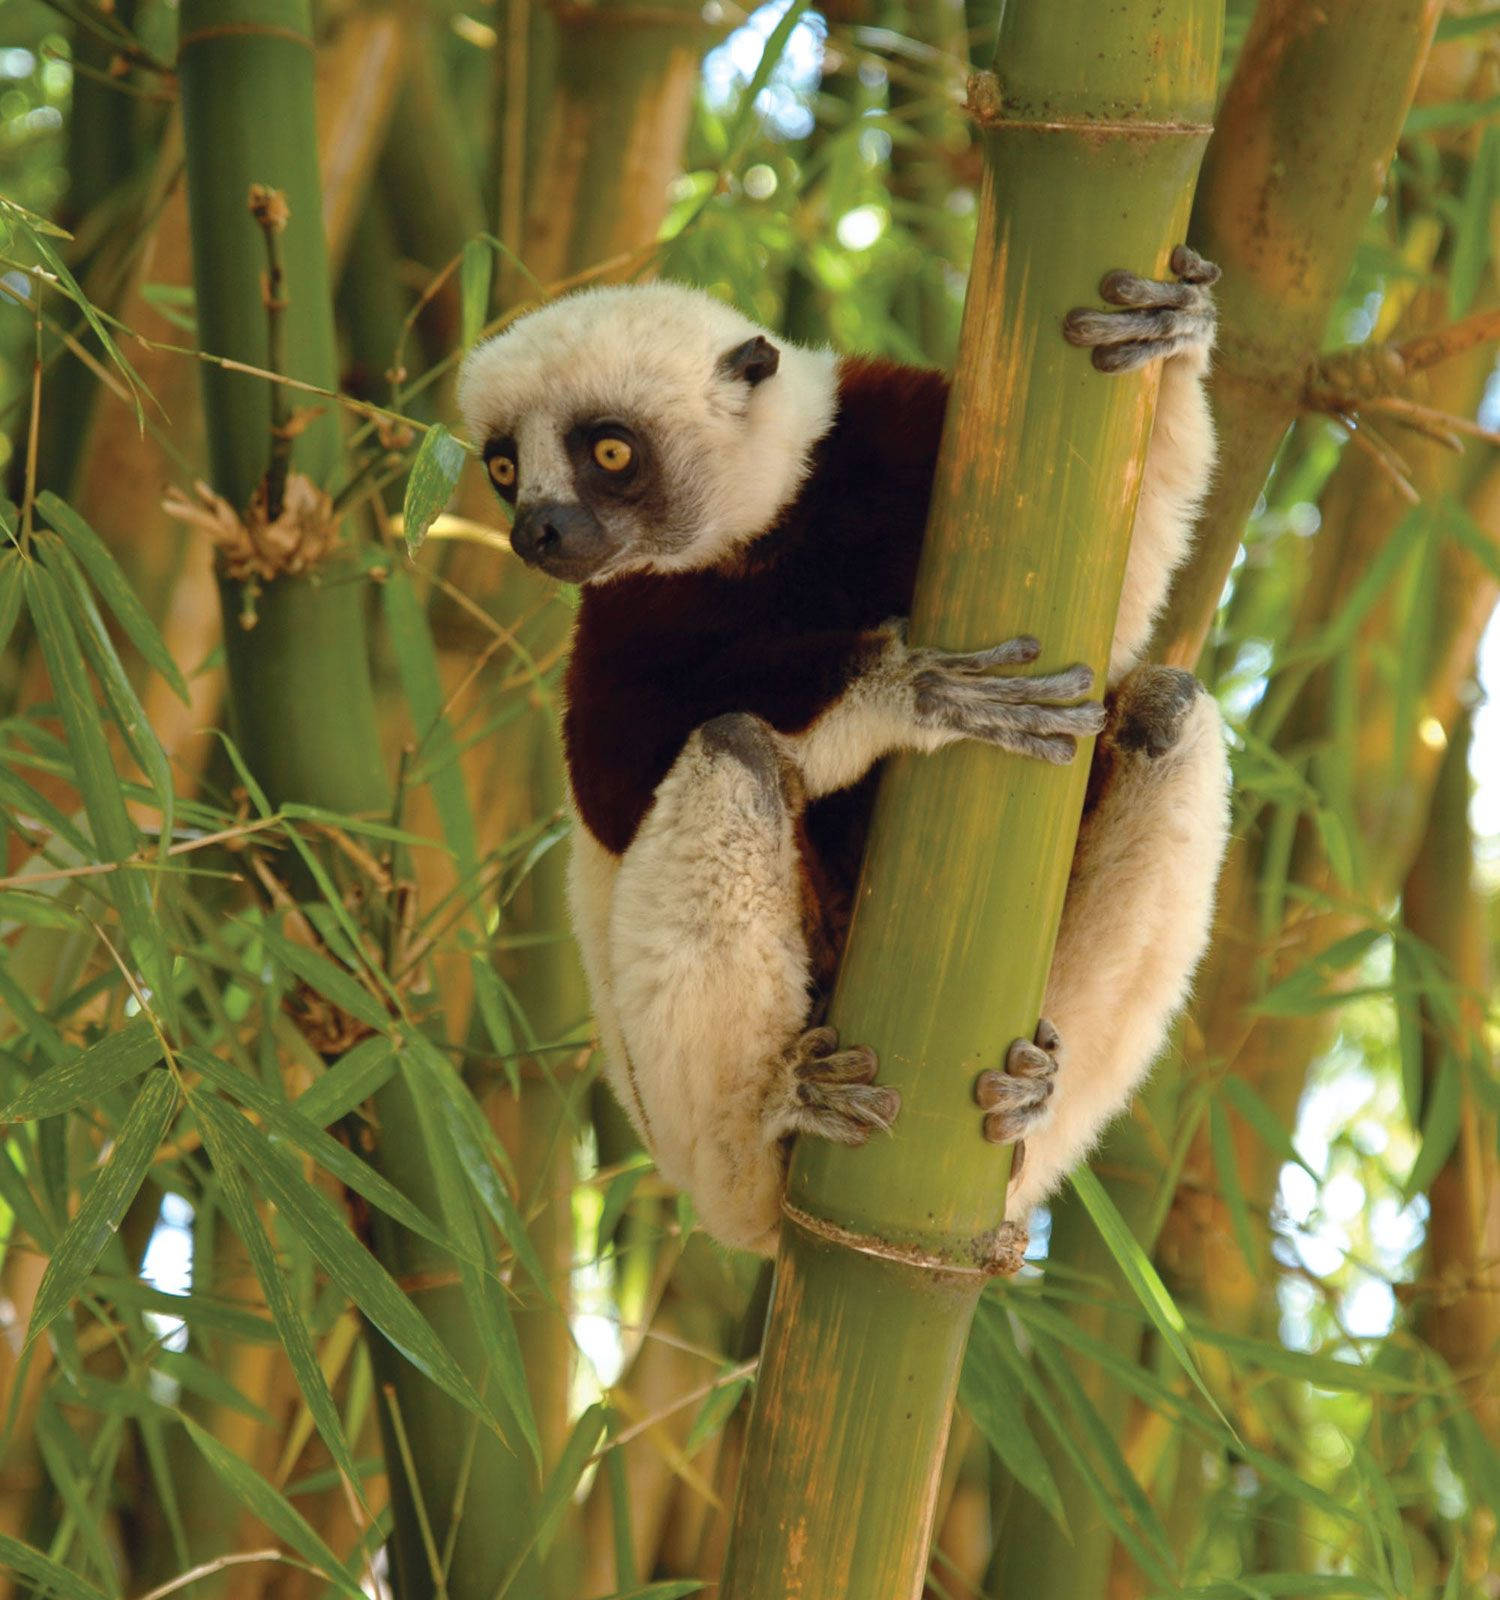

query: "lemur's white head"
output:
456 283 838 584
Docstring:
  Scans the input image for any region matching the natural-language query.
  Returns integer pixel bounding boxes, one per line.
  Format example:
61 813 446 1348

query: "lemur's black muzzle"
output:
510 500 612 583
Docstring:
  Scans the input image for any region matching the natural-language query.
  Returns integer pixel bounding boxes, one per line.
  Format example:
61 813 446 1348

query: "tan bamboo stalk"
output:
717 5 1222 1592
1151 0 1442 669
1403 709 1499 1442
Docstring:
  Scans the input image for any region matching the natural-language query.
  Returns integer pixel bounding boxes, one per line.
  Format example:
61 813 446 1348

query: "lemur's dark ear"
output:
718 335 780 386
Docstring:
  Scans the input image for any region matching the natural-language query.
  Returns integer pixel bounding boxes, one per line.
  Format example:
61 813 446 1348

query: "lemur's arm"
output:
708 626 1104 801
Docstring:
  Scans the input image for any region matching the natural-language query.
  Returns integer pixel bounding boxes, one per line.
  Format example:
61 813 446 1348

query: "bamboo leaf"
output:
0 552 21 657
0 889 87 931
22 562 165 993
192 1090 365 1502
254 922 392 1031
460 237 493 352
0 1532 110 1600
402 425 467 554
39 535 175 839
536 1404 608 1556
185 1048 454 1256
190 1092 502 1432
295 1034 398 1125
960 1303 1068 1534
597 1157 652 1257
178 1416 365 1599
0 1018 161 1122
1208 1097 1257 1270
1403 1049 1462 1202
153 1350 272 1424
381 565 480 886
1220 1076 1317 1180
1068 1167 1236 1438
684 1372 752 1456
36 491 190 703
27 1071 178 1346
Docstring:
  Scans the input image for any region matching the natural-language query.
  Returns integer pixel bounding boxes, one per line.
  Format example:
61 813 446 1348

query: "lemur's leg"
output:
607 713 898 1255
983 666 1229 1219
1063 245 1220 683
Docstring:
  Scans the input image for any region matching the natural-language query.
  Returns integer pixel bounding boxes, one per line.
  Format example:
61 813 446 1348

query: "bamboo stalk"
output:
718 7 1221 1593
1151 0 1442 668
175 8 545 1596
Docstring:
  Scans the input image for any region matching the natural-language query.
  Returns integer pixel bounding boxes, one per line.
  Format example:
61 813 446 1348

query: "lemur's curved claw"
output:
1062 245 1219 374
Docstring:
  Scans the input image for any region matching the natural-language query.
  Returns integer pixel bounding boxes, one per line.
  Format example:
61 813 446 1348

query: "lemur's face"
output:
457 284 837 585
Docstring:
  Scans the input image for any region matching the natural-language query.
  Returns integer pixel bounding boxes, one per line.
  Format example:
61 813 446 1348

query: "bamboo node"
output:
163 471 339 591
781 1199 1028 1279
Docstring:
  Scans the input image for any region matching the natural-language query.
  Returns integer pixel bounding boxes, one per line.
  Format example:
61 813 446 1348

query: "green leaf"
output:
186 1048 455 1259
0 1018 161 1122
399 1040 540 1462
154 1350 272 1423
0 553 21 657
536 1404 608 1556
1436 7 1500 40
683 1371 751 1456
402 425 467 554
460 237 494 351
38 534 176 857
382 565 480 887
36 492 190 703
254 922 392 1031
27 1071 178 1346
1208 1097 1257 1271
178 1416 365 1599
1069 1166 1236 1439
190 1093 502 1434
1404 1049 1463 1202
960 1303 1068 1535
295 1035 398 1125
404 1034 545 1292
0 1532 110 1600
597 1158 652 1257
0 889 87 931
1219 1075 1317 1180
192 1091 365 1502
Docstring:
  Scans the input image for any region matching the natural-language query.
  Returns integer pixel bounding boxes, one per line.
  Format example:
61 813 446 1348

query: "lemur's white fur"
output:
458 284 839 573
462 280 1228 1256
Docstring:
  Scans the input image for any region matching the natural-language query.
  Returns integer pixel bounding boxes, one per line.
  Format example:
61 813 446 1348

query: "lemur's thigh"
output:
608 714 813 1253
1010 666 1230 1214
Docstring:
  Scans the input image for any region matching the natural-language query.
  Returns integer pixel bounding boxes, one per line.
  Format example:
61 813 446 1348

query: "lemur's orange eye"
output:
593 437 633 473
488 455 516 490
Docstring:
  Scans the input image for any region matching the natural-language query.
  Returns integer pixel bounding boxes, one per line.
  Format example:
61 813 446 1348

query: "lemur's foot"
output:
1108 665 1204 758
1062 244 1219 373
773 1026 900 1146
976 1017 1061 1179
912 637 1105 765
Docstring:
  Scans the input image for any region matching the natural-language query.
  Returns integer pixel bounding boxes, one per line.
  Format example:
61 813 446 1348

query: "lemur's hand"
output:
1062 244 1219 373
910 635 1104 765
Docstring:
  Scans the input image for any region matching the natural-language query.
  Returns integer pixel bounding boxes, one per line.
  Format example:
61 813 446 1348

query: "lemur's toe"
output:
1169 243 1220 285
1063 245 1218 373
781 1027 899 1145
977 1017 1060 1144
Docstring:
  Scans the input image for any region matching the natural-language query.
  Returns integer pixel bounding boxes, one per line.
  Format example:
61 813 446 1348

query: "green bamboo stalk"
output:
175 9 544 1596
717 7 1221 1594
1151 0 1442 668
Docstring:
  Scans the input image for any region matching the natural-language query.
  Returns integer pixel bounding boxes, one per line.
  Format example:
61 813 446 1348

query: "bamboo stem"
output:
718 5 1221 1593
1151 0 1443 668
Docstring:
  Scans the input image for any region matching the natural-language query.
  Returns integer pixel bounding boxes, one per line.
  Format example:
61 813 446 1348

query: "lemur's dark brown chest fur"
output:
564 357 949 988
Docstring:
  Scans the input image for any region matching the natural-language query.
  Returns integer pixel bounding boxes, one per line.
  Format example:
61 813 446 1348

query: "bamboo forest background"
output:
0 1 1497 1597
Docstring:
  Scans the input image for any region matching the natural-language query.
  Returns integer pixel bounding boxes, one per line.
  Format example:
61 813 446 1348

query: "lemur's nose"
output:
510 500 610 581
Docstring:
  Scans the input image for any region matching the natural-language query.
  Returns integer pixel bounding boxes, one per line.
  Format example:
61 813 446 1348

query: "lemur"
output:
458 249 1231 1257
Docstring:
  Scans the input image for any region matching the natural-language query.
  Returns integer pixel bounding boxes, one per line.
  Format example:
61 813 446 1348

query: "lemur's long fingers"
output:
1062 244 1218 374
935 635 1043 671
914 660 1097 706
1169 244 1220 285
945 699 1108 741
976 1017 1062 1145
